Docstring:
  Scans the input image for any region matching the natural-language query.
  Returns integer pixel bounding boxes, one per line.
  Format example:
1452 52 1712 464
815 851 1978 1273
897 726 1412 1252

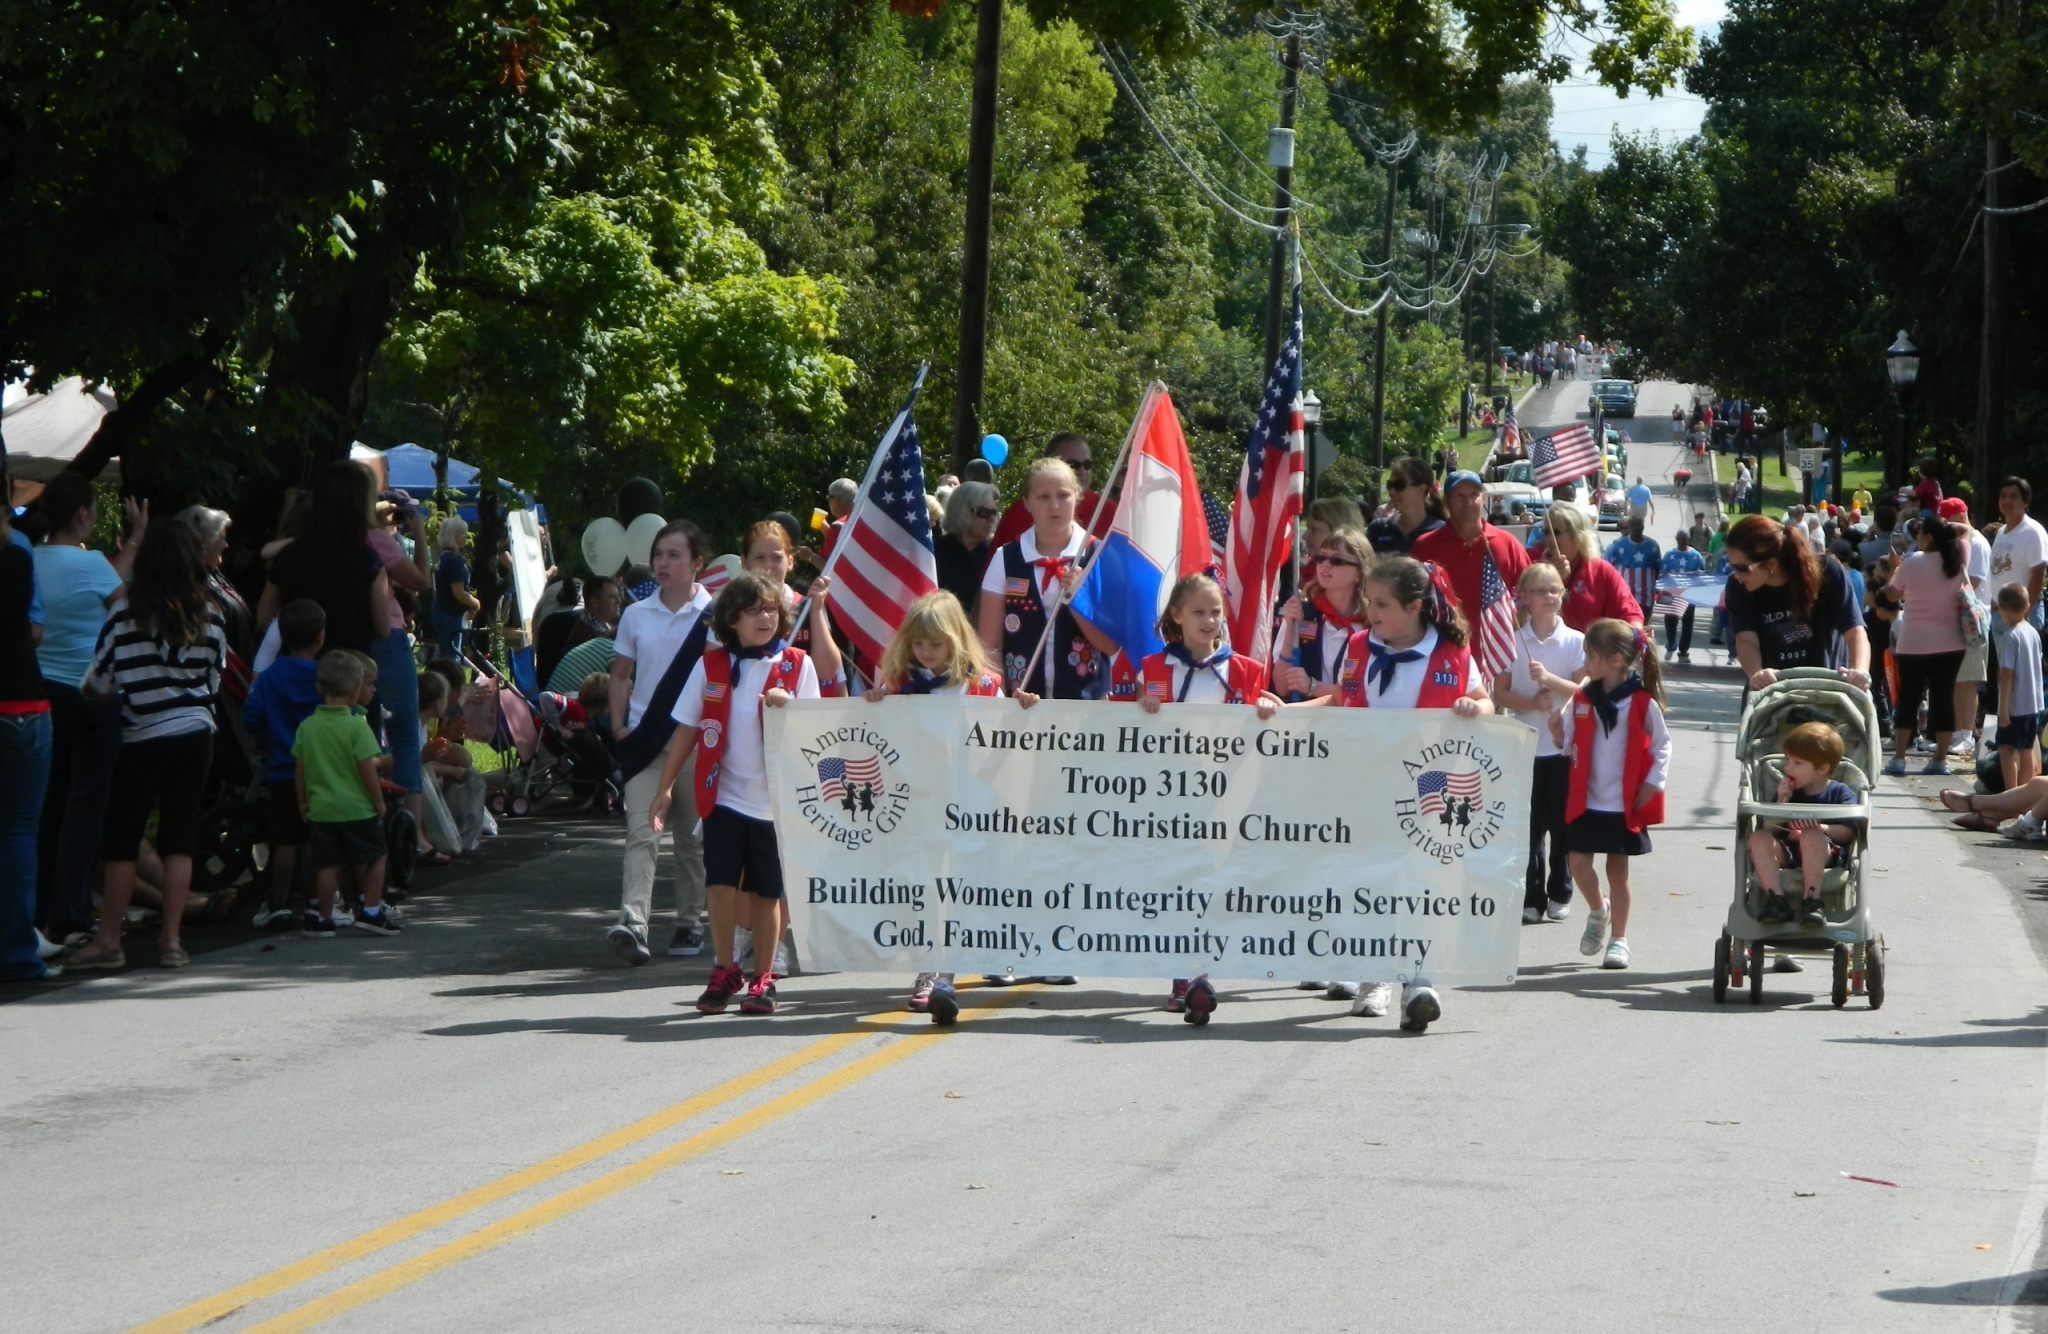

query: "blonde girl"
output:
1493 563 1587 925
866 591 1002 700
744 519 845 696
979 457 1118 702
1549 618 1670 970
1295 555 1491 1032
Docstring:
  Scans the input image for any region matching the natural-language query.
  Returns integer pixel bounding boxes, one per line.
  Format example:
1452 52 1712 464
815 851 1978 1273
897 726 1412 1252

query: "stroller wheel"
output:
193 800 269 896
1748 941 1765 1005
1831 945 1849 1008
1865 939 1885 1010
488 792 508 816
1712 933 1730 1004
509 796 531 818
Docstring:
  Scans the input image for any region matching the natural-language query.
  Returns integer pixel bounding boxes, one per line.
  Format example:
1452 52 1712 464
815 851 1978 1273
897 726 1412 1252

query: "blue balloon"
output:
980 433 1009 468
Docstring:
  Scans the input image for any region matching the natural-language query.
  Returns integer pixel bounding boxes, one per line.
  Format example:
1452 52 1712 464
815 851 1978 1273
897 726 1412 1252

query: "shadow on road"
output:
1879 1271 2048 1306
1829 1005 2048 1049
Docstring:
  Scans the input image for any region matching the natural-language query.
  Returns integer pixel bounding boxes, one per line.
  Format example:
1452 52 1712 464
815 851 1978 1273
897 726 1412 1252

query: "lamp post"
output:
1301 389 1322 501
1884 330 1919 498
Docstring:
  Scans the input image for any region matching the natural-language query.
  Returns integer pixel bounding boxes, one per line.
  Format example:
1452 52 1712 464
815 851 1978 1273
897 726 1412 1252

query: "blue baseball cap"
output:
1445 470 1484 494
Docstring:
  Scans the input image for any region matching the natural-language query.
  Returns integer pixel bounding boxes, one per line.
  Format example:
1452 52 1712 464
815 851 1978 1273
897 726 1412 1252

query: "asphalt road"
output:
11 654 2048 1332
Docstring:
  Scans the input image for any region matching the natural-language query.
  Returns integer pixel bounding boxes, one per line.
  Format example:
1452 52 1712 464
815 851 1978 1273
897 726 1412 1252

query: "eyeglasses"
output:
741 604 782 618
971 506 998 521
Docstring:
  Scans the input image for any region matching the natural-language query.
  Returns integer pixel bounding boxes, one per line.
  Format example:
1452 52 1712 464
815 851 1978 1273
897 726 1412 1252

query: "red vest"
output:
1336 631 1471 708
1118 650 1267 704
694 645 807 819
1564 689 1667 831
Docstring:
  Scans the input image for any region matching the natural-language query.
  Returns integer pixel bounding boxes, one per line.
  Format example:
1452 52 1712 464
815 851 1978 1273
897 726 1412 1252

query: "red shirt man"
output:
990 431 1117 548
1409 471 1531 636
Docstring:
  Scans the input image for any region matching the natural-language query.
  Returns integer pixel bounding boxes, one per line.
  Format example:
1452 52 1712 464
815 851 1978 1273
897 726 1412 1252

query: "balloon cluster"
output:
580 477 665 576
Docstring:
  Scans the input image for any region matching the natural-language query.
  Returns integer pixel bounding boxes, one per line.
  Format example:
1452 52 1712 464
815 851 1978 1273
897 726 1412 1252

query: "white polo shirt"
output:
613 585 713 730
671 652 821 819
1504 622 1586 758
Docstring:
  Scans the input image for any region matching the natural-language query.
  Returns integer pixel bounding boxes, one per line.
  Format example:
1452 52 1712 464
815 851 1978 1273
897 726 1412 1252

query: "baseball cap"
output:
1445 470 1484 494
1937 497 1969 521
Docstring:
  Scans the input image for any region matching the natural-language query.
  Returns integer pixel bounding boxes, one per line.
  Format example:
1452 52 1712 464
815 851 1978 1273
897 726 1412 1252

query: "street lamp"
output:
1300 389 1322 500
1884 330 1919 496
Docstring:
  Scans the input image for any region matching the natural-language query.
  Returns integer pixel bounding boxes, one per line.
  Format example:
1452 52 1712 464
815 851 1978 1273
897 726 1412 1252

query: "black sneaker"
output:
667 925 705 958
1183 976 1217 1027
739 972 778 1015
1757 893 1791 924
354 907 402 937
302 914 336 938
696 963 744 1014
927 977 959 1026
1798 896 1826 927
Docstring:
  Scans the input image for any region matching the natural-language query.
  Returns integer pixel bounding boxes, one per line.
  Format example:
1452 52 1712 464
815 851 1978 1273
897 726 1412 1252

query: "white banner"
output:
766 699 1535 985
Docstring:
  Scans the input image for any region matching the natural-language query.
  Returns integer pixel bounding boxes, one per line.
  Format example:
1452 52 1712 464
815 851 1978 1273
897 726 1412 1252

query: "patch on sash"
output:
703 682 728 702
1431 669 1460 687
1297 622 1319 641
1145 680 1171 700
1005 578 1031 597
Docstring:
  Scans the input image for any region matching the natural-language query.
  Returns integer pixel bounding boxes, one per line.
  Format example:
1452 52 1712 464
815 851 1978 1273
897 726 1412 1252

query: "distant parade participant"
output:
1108 572 1281 1024
863 590 1004 1025
980 457 1118 702
1294 555 1492 1033
1551 620 1670 971
647 573 822 1017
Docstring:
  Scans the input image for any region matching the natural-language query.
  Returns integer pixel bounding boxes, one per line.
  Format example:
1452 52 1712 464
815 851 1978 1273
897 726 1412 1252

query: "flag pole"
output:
1017 380 1161 693
792 362 929 647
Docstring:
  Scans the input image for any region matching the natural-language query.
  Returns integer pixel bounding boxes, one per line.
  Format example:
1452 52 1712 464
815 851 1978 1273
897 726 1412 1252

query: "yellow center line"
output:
226 984 1041 1334
125 983 1012 1334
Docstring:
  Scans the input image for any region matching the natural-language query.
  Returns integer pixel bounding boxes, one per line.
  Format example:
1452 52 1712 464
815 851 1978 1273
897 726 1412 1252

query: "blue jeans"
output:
1 710 54 979
37 681 124 939
371 627 423 793
430 609 466 662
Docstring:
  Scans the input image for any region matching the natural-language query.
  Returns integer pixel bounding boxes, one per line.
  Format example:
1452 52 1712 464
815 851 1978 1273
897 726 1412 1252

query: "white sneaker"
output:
1325 981 1360 1000
1544 899 1572 922
1399 983 1442 1031
1949 732 1977 757
1580 907 1610 957
606 924 651 966
1523 905 1542 924
1353 982 1393 1017
2000 815 2046 842
34 929 65 961
733 927 753 971
1603 938 1631 969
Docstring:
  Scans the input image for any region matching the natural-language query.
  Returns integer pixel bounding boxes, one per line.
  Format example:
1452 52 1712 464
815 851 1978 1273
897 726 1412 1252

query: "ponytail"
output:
1585 617 1665 704
1728 515 1820 617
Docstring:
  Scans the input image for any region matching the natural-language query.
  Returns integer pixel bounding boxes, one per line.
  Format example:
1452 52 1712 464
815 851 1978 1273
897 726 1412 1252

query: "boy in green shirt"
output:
294 651 399 937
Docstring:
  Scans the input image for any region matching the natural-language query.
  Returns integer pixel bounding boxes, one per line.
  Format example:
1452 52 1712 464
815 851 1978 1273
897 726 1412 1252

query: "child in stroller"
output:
1745 721 1858 929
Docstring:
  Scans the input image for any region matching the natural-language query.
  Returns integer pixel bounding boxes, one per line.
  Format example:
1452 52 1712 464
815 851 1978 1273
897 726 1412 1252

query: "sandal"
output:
158 946 190 969
1952 813 2001 833
65 944 126 971
415 850 453 869
1939 790 1978 814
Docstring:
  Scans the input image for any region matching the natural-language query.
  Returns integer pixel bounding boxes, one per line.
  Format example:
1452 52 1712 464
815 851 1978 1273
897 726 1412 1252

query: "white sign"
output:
1798 448 1823 473
766 699 1535 985
506 509 548 637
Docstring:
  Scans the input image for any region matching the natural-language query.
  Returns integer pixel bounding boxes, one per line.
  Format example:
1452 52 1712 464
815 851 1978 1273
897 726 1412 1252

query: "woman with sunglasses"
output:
1541 503 1642 632
935 480 1000 617
1365 456 1447 554
1722 514 1870 694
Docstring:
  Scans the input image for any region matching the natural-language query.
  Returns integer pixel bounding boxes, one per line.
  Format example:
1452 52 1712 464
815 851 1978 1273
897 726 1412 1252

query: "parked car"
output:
1589 379 1638 418
1595 474 1628 530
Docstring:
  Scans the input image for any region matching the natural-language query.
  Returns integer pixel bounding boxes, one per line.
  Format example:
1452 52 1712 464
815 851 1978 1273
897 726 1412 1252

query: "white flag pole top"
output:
793 362 929 643
1019 380 1163 693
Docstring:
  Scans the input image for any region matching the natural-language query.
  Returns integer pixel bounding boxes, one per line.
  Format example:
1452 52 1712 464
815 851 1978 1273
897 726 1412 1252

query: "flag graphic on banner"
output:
1475 546 1519 684
817 754 883 805
1654 571 1725 618
1225 248 1305 665
1416 769 1484 817
1531 422 1601 489
824 373 938 670
1501 400 1521 455
1070 386 1213 665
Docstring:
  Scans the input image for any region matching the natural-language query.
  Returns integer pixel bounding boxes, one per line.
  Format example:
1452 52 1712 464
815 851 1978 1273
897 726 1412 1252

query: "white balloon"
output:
581 517 628 576
623 511 667 567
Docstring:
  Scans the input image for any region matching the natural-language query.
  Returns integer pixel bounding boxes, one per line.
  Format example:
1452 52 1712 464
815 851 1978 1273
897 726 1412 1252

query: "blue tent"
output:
377 443 545 524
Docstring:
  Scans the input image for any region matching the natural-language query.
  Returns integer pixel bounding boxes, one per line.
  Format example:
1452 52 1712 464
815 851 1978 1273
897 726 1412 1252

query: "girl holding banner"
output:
1294 555 1492 1033
1274 527 1373 702
978 458 1117 702
864 590 1004 1026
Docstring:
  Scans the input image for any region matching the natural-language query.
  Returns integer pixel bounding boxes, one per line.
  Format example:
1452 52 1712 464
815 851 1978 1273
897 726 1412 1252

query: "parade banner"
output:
766 699 1535 985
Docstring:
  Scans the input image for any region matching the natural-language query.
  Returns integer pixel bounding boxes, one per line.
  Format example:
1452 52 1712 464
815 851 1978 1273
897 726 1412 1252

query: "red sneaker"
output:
739 971 778 1015
1165 979 1190 1013
1183 975 1216 1027
697 963 745 1014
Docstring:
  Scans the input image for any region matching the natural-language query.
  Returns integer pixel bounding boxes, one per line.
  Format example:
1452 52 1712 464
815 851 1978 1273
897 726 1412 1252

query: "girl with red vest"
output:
743 520 846 697
1546 618 1670 972
1297 555 1492 1033
1107 573 1283 1025
864 589 1003 1025
649 573 822 1016
1273 527 1372 702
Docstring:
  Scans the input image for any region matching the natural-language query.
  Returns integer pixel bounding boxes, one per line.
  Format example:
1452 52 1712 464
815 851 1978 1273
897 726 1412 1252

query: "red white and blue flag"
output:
1500 400 1521 455
823 371 938 671
1070 384 1213 664
1475 546 1520 685
817 753 882 804
1531 422 1601 489
1225 250 1305 665
1416 768 1484 816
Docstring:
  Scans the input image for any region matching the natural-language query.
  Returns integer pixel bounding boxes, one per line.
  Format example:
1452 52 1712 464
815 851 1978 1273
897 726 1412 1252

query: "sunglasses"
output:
1065 457 1094 470
1386 479 1411 493
1318 555 1361 569
1726 558 1758 575
971 506 999 521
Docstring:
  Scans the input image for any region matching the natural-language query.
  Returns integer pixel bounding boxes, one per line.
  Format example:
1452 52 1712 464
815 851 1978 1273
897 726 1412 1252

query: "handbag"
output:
1959 584 1991 649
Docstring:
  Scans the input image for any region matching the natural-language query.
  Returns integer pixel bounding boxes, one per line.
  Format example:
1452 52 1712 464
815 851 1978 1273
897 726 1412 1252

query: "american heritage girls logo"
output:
1392 739 1507 864
794 723 910 850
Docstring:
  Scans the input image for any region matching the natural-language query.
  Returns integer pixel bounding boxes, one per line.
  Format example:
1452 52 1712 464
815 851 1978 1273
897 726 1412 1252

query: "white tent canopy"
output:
2 377 120 482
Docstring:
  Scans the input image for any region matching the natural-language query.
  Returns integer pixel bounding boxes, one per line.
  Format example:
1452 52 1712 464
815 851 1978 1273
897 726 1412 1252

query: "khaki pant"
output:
619 754 706 937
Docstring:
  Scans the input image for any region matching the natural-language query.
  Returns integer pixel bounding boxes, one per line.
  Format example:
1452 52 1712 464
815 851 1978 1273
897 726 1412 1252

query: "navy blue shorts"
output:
1775 827 1849 869
703 806 785 899
1996 713 2042 752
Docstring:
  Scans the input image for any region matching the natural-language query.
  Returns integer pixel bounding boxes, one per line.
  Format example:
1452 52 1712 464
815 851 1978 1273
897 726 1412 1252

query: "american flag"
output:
1202 492 1231 572
1225 249 1305 665
1500 400 1520 455
1531 422 1601 489
1416 768 1484 817
1654 571 1723 619
1474 546 1519 685
817 753 882 804
823 372 938 669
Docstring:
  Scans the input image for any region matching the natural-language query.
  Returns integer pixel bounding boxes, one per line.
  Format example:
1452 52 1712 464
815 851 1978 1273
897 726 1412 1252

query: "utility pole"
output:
949 0 1003 474
1261 31 1301 374
1484 265 1496 400
1370 151 1399 468
1976 124 2011 518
